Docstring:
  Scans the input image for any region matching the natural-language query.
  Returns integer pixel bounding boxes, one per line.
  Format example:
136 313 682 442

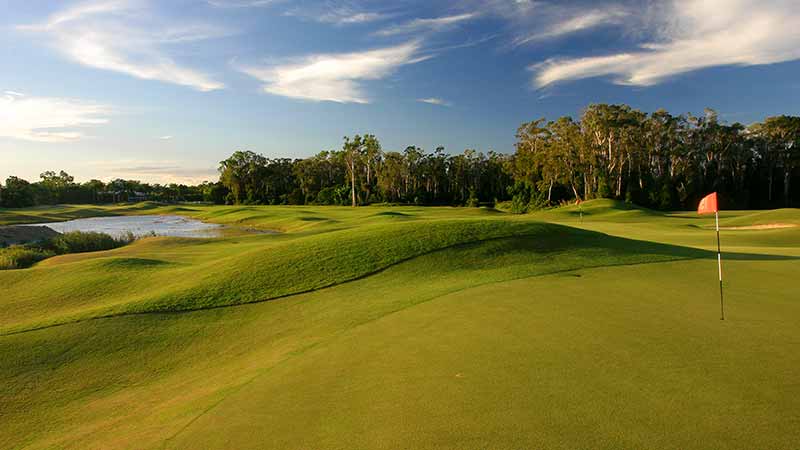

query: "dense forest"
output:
2 104 799 211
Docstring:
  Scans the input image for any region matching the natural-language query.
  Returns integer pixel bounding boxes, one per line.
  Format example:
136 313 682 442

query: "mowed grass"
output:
1 201 799 449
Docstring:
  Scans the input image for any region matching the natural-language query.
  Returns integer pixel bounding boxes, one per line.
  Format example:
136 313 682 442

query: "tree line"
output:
509 105 799 211
216 104 799 210
218 139 511 207
2 103 798 210
0 171 225 208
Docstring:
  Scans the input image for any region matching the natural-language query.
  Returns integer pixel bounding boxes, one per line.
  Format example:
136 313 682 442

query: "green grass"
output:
1 201 799 449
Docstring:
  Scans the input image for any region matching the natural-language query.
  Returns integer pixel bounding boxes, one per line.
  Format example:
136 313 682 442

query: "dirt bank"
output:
719 223 798 230
0 226 60 246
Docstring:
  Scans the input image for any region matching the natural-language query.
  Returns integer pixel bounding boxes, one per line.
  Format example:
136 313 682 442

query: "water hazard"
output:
27 215 222 238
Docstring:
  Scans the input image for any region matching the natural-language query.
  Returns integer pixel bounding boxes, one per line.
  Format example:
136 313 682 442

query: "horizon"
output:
3 0 800 184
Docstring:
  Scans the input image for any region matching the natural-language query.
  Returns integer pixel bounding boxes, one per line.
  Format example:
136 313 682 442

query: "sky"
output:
2 0 800 184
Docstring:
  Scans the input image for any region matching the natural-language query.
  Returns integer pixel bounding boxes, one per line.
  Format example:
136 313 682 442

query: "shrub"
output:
50 231 129 254
466 189 479 208
0 231 135 270
0 246 54 270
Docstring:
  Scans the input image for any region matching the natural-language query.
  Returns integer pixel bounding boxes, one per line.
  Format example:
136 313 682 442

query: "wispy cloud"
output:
513 8 628 46
322 11 387 25
238 41 429 103
159 135 173 140
0 92 110 143
206 0 279 8
19 0 225 91
283 4 390 26
417 97 451 107
375 13 477 37
90 159 218 184
532 0 800 87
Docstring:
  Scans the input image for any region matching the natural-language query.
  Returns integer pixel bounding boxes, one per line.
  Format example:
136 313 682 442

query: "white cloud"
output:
417 97 451 107
317 11 387 25
88 159 218 184
238 41 428 103
37 0 128 29
532 0 800 87
513 8 628 46
376 13 477 37
19 0 225 91
206 0 279 7
159 135 173 140
0 92 110 143
327 12 385 24
282 4 389 26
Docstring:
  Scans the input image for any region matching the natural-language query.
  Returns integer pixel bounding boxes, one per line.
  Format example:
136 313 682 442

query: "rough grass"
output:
0 202 799 449
0 246 54 270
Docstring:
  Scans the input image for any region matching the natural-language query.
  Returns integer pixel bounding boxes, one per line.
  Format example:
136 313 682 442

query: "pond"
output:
27 215 223 238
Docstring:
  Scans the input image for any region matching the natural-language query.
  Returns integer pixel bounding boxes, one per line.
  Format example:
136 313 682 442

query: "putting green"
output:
1 201 798 449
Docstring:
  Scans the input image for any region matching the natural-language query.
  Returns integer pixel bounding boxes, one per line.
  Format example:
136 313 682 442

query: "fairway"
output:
1 201 799 449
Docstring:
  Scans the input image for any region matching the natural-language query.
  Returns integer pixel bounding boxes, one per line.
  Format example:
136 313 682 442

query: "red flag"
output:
697 192 718 215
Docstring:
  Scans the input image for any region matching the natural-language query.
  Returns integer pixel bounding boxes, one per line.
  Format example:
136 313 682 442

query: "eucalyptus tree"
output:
757 116 800 205
547 117 584 200
342 135 363 207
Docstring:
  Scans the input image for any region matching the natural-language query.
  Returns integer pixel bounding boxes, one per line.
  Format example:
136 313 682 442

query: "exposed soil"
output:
719 223 798 230
0 226 60 246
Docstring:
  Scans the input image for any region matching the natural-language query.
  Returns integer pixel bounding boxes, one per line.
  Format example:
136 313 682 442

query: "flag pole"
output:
715 211 724 320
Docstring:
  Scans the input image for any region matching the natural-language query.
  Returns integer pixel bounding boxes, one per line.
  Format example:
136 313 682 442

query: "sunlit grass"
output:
0 201 798 449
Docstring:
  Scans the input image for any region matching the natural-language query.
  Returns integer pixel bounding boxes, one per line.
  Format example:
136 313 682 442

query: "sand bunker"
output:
719 223 798 230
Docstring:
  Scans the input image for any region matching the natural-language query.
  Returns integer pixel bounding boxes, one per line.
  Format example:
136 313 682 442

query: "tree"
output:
82 179 106 203
218 150 267 204
343 135 364 207
36 170 75 204
757 116 800 206
2 176 35 208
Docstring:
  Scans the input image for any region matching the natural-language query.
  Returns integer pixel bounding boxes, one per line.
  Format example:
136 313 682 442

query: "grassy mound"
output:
533 198 664 222
0 218 710 334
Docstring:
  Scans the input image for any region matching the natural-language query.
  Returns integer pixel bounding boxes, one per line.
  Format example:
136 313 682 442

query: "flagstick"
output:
716 211 725 321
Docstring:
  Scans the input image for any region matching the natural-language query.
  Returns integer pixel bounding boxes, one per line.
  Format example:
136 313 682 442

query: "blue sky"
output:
2 0 800 184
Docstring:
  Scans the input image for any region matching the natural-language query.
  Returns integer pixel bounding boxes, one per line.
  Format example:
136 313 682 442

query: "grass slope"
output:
1 202 799 449
0 215 715 335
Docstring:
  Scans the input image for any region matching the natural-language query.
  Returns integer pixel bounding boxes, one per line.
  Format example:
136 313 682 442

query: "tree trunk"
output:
547 180 553 203
768 169 774 202
583 173 590 199
785 169 791 207
350 160 357 207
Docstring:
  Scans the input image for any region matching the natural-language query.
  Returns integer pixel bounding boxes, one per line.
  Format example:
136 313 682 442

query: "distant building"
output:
129 191 149 202
98 191 150 203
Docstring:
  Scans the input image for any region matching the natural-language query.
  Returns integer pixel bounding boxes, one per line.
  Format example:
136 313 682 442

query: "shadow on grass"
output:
372 211 412 217
299 216 330 222
567 229 799 262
